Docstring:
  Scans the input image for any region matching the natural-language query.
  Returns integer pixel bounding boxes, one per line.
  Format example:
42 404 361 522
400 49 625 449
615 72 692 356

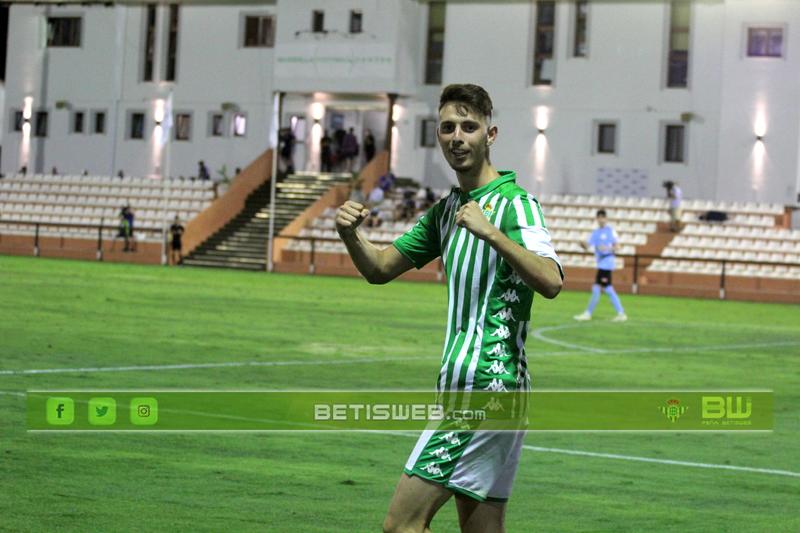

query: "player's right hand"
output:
335 201 370 236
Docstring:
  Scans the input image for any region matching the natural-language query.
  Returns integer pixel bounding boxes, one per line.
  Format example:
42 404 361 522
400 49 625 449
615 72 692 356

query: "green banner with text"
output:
27 390 773 432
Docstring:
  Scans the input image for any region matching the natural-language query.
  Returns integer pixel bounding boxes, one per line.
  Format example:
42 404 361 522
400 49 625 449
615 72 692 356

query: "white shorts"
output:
404 429 526 502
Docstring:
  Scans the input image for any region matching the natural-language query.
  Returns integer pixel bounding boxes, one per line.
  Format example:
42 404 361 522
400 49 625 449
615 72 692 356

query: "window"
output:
210 113 225 137
350 10 363 34
312 10 324 33
143 5 157 81
129 112 146 140
164 4 179 81
34 111 48 137
174 113 191 141
533 1 556 85
425 2 446 84
72 111 85 133
596 122 617 154
421 119 437 147
664 124 685 163
232 113 247 137
573 0 588 57
243 15 275 47
47 17 81 47
666 1 690 88
94 111 106 134
747 27 783 58
12 110 23 132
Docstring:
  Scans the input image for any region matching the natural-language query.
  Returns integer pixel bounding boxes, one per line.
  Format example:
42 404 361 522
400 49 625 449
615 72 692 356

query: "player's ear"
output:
486 125 498 146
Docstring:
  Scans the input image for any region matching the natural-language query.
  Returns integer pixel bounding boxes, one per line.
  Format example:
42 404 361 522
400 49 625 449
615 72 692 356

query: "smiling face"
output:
437 102 497 174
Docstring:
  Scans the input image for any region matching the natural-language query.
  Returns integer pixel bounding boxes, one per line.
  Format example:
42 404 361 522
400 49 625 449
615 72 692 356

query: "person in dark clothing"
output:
341 127 360 172
279 128 296 174
198 161 210 181
170 215 185 265
320 130 333 172
363 129 376 163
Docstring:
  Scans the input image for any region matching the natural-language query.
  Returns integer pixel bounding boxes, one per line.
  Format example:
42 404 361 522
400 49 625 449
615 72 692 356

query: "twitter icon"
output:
88 398 117 426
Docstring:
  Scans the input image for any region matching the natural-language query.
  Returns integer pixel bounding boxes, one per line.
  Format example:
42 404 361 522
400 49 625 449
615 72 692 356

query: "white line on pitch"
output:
519 444 800 478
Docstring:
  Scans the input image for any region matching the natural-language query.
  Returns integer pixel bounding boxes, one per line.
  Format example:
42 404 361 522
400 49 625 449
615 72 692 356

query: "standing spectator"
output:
198 160 210 181
117 170 125 179
279 127 296 174
665 180 683 232
170 215 185 265
82 170 89 177
19 166 28 176
333 127 347 170
320 130 333 172
341 128 360 172
113 205 132 252
574 209 627 322
363 129 376 164
51 166 59 175
124 205 136 252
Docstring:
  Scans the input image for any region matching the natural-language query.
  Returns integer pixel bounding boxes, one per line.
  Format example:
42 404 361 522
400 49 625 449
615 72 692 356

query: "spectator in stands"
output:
113 205 132 252
333 128 347 170
170 215 185 265
198 161 211 181
365 208 383 228
19 166 28 176
396 189 417 222
574 209 627 322
279 127 296 174
235 167 242 176
363 129 376 164
417 186 436 210
51 166 59 175
117 170 125 179
377 171 396 192
348 177 366 204
341 127 360 172
367 184 385 208
320 130 333 172
82 170 89 176
665 180 683 232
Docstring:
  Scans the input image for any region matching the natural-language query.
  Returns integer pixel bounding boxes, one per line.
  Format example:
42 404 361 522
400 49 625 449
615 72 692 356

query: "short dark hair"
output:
439 84 493 121
596 209 607 217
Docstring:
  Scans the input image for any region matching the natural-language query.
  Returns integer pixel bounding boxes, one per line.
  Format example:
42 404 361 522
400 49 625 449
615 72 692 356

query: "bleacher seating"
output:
0 173 215 242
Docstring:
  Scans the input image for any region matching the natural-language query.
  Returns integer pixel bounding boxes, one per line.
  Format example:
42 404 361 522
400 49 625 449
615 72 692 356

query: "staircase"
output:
182 172 352 271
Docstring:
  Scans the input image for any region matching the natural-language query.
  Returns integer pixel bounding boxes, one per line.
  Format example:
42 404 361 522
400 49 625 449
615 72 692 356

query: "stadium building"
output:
3 0 800 203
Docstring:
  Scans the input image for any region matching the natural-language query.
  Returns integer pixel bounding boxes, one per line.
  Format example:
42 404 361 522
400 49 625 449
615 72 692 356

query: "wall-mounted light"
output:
154 99 165 126
23 96 34 120
310 102 324 123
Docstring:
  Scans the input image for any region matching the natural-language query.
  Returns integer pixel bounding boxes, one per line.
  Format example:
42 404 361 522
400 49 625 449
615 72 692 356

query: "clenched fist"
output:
455 200 498 241
336 201 370 237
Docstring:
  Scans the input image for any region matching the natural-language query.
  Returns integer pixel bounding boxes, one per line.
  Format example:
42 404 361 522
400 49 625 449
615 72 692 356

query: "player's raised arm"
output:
335 200 414 284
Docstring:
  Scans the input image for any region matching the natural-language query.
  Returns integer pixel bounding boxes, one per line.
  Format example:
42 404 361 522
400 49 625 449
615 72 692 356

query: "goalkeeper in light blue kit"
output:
574 209 627 321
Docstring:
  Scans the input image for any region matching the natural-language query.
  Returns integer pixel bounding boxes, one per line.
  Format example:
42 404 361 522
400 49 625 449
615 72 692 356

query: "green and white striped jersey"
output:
393 171 562 393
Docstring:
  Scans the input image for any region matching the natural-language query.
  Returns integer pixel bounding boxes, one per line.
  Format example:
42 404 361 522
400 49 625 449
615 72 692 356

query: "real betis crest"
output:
659 398 687 422
483 203 494 217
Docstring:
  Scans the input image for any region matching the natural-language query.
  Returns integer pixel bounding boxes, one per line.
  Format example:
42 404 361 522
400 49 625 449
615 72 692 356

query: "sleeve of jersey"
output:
392 202 442 269
508 194 564 279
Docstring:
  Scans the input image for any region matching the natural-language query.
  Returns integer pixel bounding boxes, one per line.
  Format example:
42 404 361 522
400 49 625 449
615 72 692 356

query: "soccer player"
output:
335 84 563 533
573 209 627 322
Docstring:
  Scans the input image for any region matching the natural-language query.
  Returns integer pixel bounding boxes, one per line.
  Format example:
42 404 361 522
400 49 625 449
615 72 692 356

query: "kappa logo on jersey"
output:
508 271 523 285
422 462 444 476
430 447 453 462
440 432 461 446
487 360 509 375
492 308 515 322
483 396 505 412
487 343 509 358
498 289 520 303
483 378 509 392
491 325 511 340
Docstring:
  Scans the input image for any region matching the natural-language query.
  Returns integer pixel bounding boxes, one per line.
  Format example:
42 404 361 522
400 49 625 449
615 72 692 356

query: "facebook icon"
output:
46 397 75 425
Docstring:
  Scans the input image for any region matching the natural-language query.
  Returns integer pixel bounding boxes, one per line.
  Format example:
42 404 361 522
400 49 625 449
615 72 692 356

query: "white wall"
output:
3 0 799 204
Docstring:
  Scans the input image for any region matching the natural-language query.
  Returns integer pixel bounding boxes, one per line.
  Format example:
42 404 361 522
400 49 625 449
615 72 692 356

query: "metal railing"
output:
276 235 800 300
0 219 167 262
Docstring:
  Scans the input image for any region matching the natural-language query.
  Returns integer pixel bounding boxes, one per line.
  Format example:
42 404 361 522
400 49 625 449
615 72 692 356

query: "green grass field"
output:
1 255 798 532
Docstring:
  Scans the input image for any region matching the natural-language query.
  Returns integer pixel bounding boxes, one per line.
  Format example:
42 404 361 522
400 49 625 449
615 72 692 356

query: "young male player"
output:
573 209 627 322
336 84 563 533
